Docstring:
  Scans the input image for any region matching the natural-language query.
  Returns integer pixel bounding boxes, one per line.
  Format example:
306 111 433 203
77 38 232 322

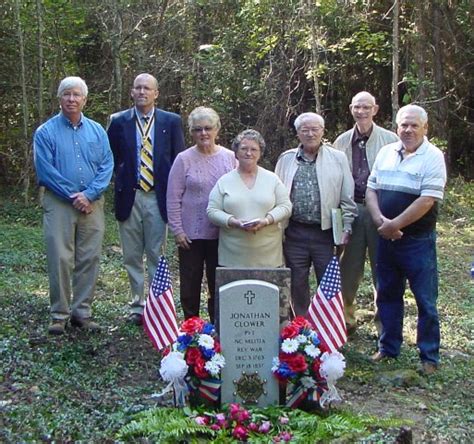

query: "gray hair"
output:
57 76 88 98
351 91 376 105
396 104 428 126
232 129 266 155
294 112 325 131
188 106 221 133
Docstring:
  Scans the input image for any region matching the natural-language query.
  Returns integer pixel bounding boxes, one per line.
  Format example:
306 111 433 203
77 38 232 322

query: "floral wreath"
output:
159 317 225 405
272 316 346 408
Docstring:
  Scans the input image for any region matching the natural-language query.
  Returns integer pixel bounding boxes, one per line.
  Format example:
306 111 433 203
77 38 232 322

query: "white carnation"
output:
295 334 308 344
304 344 321 358
198 334 215 350
210 353 226 369
281 338 299 353
205 353 226 376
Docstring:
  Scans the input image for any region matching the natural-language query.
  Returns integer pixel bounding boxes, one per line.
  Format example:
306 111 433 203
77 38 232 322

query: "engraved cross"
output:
244 290 256 305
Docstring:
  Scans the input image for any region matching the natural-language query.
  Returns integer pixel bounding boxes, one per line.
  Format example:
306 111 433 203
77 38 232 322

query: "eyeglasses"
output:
191 126 215 133
238 147 260 154
299 127 323 135
61 92 84 99
351 105 374 111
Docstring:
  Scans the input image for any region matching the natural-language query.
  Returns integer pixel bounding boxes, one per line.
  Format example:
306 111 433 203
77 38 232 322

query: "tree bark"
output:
391 0 400 128
14 0 31 203
414 2 427 102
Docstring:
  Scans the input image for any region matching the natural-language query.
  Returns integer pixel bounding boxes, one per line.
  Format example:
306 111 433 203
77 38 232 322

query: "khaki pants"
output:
340 202 380 332
43 191 105 320
118 190 166 314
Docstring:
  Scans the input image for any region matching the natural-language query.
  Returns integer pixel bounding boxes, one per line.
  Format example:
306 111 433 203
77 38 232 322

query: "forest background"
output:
0 0 473 198
0 1 473 442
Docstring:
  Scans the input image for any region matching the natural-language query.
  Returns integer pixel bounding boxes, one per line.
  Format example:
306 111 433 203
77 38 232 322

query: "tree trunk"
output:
305 0 321 113
391 0 400 128
432 1 448 140
14 0 31 203
414 2 427 102
110 0 123 110
36 0 44 123
36 0 45 204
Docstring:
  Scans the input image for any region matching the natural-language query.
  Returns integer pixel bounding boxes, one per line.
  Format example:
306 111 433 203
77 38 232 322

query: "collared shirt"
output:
34 112 113 202
290 145 321 224
367 138 447 234
351 126 371 201
134 107 155 181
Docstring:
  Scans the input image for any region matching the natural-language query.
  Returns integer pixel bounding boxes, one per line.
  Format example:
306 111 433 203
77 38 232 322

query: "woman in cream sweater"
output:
207 129 292 268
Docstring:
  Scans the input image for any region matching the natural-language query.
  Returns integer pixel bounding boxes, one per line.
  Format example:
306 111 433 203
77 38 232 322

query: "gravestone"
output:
219 280 280 406
215 267 292 331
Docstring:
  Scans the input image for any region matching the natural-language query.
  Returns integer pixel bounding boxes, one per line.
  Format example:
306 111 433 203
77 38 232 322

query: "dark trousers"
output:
178 239 218 323
377 231 440 364
283 220 334 316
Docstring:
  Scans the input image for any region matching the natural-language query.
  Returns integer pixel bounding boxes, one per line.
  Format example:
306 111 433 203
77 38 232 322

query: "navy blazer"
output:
107 107 186 222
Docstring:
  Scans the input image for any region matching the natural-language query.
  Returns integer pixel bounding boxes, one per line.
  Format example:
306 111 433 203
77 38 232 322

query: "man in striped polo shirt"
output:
365 104 447 375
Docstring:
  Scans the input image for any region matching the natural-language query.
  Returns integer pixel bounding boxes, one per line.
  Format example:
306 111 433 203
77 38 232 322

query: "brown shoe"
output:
421 361 438 375
371 351 390 363
70 317 102 331
48 319 66 335
127 313 143 326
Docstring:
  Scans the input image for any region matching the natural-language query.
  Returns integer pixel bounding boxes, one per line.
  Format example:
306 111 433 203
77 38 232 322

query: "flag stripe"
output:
315 290 346 343
149 289 177 344
143 256 178 351
307 256 347 353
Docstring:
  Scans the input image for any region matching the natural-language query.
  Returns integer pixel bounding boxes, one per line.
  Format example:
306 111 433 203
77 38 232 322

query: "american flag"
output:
143 256 179 351
307 256 347 352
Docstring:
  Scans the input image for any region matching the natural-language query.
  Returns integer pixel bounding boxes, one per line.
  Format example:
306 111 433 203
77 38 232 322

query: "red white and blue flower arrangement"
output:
159 317 225 406
271 316 346 408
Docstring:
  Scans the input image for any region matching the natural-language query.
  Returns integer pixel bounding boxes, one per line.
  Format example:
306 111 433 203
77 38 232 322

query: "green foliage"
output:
117 404 409 442
440 176 474 221
117 407 216 441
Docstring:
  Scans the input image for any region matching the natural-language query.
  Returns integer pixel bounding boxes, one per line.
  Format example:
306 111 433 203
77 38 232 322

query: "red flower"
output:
319 341 330 354
248 422 259 432
229 403 241 420
214 341 222 353
281 323 299 339
194 356 210 379
181 317 205 335
281 353 308 373
292 316 311 329
312 359 322 378
186 347 202 365
236 408 250 422
232 425 249 441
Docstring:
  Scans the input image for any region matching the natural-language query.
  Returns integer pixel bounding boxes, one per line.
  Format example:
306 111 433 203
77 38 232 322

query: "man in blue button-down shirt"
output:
34 76 113 335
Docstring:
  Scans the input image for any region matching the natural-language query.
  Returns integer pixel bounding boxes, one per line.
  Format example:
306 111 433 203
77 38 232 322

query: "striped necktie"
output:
138 115 154 192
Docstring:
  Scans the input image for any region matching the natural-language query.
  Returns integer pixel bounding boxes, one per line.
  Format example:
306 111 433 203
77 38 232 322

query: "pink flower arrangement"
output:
192 403 292 442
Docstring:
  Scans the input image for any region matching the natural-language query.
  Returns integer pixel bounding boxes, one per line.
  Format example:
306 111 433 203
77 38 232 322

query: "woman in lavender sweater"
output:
167 107 237 322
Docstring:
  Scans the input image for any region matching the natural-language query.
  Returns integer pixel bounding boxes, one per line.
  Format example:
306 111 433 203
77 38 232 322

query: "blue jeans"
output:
376 231 440 364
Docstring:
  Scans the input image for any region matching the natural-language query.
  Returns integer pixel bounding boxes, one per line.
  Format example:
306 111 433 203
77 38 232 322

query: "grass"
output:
0 179 472 442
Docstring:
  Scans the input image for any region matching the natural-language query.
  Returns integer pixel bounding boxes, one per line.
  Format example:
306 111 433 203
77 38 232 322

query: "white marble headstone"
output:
219 279 280 406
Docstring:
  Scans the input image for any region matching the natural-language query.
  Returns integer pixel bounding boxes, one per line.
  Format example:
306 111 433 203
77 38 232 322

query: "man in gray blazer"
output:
333 91 399 337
